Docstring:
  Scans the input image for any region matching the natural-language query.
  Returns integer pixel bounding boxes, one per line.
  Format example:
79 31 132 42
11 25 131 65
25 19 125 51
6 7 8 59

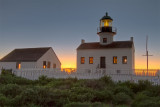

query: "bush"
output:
1 69 13 76
64 102 106 107
84 79 105 90
92 89 113 103
114 86 134 98
131 93 160 107
100 76 114 86
0 84 22 98
69 87 94 102
113 92 132 105
0 94 9 106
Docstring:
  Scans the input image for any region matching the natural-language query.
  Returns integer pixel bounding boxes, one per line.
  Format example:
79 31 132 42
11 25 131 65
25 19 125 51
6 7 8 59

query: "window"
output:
103 38 107 43
81 57 85 64
89 57 93 64
122 56 127 64
16 62 21 69
113 56 117 64
47 61 51 68
53 64 56 68
43 61 46 68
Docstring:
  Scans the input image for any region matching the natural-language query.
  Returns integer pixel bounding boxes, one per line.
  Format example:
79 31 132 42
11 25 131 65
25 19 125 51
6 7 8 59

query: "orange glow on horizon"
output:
59 54 76 69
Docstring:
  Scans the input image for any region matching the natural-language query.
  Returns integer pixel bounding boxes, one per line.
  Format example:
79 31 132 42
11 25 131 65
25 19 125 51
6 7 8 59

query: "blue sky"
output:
0 0 160 68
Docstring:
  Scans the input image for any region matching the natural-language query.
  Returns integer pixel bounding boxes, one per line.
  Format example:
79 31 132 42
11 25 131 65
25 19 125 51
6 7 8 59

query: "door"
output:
100 57 106 68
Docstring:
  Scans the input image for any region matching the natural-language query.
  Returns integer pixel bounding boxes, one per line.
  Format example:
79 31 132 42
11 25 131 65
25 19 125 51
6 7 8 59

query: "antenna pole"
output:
142 35 153 76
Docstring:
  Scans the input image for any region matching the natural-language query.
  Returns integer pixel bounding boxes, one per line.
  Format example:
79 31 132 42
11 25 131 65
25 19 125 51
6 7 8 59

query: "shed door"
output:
100 57 106 68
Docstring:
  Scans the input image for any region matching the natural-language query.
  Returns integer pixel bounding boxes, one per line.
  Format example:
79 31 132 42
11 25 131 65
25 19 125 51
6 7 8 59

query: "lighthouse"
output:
77 12 135 72
97 12 116 45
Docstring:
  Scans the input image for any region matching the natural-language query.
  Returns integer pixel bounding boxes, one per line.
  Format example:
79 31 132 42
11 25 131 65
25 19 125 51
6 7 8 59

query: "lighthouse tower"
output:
97 12 116 45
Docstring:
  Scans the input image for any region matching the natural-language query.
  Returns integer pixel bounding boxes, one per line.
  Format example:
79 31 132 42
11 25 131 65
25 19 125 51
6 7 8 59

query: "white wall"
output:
21 62 36 68
36 48 61 69
98 32 115 45
0 62 16 70
77 48 134 71
0 62 36 70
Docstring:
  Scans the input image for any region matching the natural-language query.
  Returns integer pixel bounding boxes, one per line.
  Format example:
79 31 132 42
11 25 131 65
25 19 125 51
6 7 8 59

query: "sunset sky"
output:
0 0 160 69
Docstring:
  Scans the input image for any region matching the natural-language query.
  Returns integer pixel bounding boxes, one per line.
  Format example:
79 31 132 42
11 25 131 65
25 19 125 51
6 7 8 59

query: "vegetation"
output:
0 70 160 107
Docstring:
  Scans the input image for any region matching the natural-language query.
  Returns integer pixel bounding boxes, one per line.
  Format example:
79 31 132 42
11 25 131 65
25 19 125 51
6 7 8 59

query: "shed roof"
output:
0 47 51 62
77 41 133 50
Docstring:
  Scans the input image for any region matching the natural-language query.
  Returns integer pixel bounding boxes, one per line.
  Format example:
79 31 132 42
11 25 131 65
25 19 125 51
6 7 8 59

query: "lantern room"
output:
100 12 113 27
98 12 116 34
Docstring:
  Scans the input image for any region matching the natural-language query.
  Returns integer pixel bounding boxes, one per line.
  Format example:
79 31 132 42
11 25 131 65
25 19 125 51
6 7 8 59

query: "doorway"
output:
100 57 106 68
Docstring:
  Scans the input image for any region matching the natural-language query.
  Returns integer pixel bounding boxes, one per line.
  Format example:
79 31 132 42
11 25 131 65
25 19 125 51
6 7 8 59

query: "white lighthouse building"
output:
77 12 135 73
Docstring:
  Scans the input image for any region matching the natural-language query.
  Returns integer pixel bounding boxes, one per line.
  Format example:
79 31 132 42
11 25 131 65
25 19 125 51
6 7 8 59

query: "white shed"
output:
0 47 61 70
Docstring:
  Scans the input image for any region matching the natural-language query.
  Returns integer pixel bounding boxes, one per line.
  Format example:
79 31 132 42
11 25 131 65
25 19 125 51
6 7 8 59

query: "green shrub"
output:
69 87 94 102
92 89 113 103
131 93 160 107
0 94 9 106
64 102 106 107
113 92 132 105
1 69 13 76
0 84 22 98
100 75 114 85
84 79 105 90
114 86 134 98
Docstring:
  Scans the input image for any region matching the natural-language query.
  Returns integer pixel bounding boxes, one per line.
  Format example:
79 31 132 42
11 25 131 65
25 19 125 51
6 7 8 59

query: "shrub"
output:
0 84 22 98
113 92 132 105
0 94 9 106
131 92 160 107
64 102 106 107
1 69 13 76
92 89 113 103
69 87 94 102
84 79 105 90
99 75 114 86
114 86 134 98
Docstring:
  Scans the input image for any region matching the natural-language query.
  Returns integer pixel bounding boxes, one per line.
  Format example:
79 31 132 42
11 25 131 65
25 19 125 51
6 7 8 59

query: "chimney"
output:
81 39 85 44
130 37 133 42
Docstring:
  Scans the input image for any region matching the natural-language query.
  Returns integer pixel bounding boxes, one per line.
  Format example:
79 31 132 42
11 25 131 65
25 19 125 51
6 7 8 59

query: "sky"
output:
0 0 160 69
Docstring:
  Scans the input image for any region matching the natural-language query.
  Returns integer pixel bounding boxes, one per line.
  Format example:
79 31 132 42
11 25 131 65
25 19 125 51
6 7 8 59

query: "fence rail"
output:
6 68 159 85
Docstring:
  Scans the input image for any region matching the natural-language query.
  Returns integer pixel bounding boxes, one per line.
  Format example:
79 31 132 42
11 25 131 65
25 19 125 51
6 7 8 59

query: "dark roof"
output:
0 47 51 62
101 12 113 21
77 41 133 50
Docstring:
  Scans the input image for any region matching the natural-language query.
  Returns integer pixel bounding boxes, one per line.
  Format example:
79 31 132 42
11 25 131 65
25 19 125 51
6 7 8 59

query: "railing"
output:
10 68 160 85
97 27 117 34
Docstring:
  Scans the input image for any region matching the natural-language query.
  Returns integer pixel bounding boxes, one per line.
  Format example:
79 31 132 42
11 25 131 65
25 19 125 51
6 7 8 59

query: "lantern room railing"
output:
97 27 117 34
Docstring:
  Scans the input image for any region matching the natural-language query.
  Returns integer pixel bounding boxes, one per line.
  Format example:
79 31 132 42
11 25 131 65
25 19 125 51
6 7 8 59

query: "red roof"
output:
77 41 133 50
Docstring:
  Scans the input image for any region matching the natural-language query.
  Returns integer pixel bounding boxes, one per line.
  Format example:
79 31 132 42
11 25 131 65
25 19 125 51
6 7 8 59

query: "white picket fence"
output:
9 68 160 85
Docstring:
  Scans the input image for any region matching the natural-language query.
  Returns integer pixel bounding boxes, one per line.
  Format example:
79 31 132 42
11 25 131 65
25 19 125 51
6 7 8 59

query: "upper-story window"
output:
89 57 93 64
122 56 127 64
81 57 85 64
113 56 117 64
103 38 107 43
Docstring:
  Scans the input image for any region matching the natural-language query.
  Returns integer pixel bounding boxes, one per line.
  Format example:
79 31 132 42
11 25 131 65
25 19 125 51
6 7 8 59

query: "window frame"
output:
113 56 117 64
47 61 51 68
16 62 21 69
81 57 85 64
103 38 107 43
89 57 93 64
43 61 46 68
122 56 127 64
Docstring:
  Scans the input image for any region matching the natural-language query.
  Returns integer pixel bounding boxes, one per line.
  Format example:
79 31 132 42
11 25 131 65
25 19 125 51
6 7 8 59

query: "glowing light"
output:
18 64 21 69
43 65 46 69
101 19 112 27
